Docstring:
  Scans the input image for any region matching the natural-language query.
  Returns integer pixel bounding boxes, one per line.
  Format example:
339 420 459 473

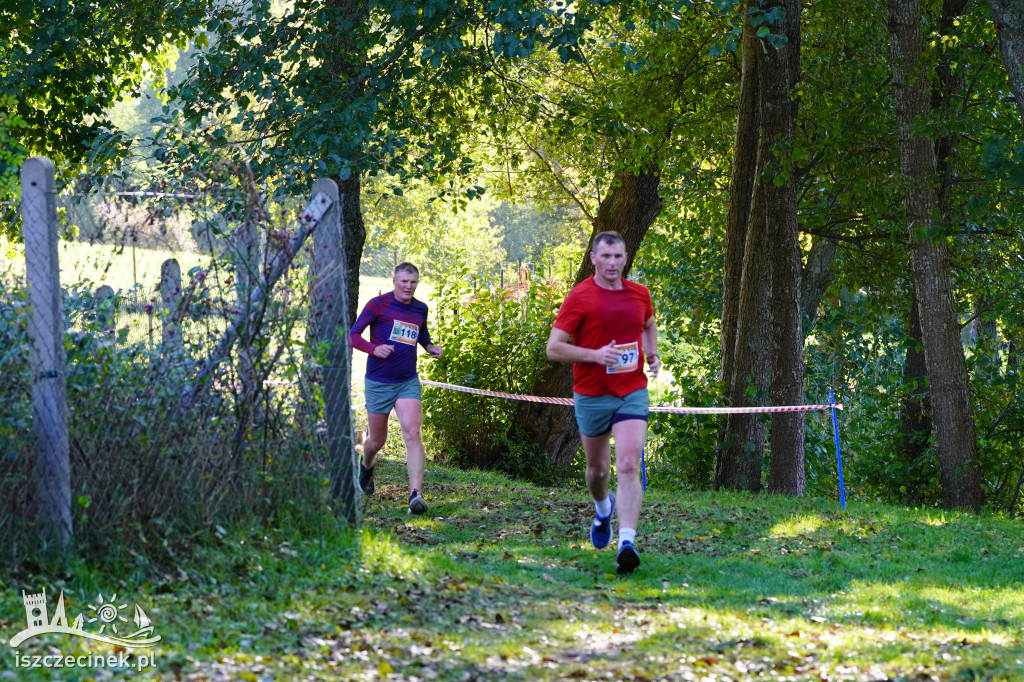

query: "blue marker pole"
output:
641 446 647 492
829 389 846 510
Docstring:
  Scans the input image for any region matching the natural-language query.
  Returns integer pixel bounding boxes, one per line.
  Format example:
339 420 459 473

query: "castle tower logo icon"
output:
9 588 161 648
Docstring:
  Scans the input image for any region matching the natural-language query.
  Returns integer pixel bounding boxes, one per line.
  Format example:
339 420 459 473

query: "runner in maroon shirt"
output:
350 263 442 514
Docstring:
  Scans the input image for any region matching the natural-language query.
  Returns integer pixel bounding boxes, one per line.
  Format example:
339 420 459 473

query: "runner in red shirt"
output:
547 232 660 574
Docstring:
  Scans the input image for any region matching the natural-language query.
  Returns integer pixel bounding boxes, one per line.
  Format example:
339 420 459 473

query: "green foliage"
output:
362 177 507 276
0 0 207 194
423 259 570 481
0 278 30 472
0 94 27 214
489 199 590 264
967 336 1024 515
478 2 736 216
802 285 916 504
645 376 721 490
629 193 726 490
166 0 612 202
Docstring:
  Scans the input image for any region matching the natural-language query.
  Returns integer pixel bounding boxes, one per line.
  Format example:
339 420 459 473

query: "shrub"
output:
423 261 570 483
643 352 721 491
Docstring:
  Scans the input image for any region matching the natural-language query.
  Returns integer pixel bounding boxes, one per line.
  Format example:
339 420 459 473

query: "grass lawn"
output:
1 458 1022 681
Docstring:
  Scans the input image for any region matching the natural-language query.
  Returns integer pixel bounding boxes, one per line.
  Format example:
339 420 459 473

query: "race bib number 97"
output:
389 320 419 346
607 341 639 374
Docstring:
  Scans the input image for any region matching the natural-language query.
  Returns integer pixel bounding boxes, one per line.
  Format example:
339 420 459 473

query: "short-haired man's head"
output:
592 231 625 251
394 262 419 277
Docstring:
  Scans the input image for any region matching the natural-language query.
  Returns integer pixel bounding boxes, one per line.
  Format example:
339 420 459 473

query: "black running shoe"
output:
359 462 375 495
616 540 640 574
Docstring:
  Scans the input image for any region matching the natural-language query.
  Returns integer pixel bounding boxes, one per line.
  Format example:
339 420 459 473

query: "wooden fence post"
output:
308 178 357 523
22 156 72 553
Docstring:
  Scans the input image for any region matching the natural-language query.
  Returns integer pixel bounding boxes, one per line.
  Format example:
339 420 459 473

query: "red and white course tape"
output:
420 380 842 414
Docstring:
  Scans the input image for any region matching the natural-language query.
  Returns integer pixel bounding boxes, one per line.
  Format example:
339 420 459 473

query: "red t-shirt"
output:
553 276 654 397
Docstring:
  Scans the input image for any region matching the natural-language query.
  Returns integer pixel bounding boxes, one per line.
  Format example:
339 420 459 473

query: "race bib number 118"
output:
389 320 419 346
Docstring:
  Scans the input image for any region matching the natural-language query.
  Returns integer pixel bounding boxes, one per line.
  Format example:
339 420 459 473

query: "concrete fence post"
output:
159 258 182 351
22 156 72 553
307 178 357 523
93 284 115 332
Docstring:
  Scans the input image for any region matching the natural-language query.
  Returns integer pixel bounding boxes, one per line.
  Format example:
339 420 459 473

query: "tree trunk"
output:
765 0 805 496
899 284 932 506
716 9 765 491
514 169 663 469
800 235 838 332
886 0 985 511
339 175 366 326
717 1 806 493
985 0 1024 125
717 189 771 491
720 8 761 392
309 179 358 522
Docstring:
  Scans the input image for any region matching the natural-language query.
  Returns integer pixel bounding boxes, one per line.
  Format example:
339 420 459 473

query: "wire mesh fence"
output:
0 158 358 567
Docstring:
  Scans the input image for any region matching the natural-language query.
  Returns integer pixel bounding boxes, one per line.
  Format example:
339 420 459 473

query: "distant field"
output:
1 240 208 293
1 241 437 412
1 241 430 309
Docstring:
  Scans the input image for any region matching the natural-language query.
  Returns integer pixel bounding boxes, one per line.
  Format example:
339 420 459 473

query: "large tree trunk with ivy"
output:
717 1 806 493
985 0 1024 125
514 169 663 469
886 0 984 511
716 10 765 491
764 0 805 496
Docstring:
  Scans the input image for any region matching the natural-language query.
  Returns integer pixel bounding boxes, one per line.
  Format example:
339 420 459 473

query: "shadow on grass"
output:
0 455 1021 680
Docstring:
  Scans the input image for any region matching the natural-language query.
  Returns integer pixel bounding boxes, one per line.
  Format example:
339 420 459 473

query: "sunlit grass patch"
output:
769 513 824 537
359 528 428 579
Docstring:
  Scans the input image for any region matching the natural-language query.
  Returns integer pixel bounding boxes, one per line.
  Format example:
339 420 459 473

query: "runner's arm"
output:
643 315 660 378
546 327 619 367
349 308 378 355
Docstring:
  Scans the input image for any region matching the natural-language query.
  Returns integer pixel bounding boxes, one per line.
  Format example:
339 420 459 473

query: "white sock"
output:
594 496 612 518
618 528 636 548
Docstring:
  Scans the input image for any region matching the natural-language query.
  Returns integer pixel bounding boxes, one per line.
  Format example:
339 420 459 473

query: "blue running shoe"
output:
408 489 428 515
616 540 640 574
589 494 615 549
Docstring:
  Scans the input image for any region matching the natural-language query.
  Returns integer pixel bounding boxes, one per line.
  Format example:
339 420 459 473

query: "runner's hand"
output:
427 344 443 359
647 353 660 380
593 341 620 368
373 344 395 358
